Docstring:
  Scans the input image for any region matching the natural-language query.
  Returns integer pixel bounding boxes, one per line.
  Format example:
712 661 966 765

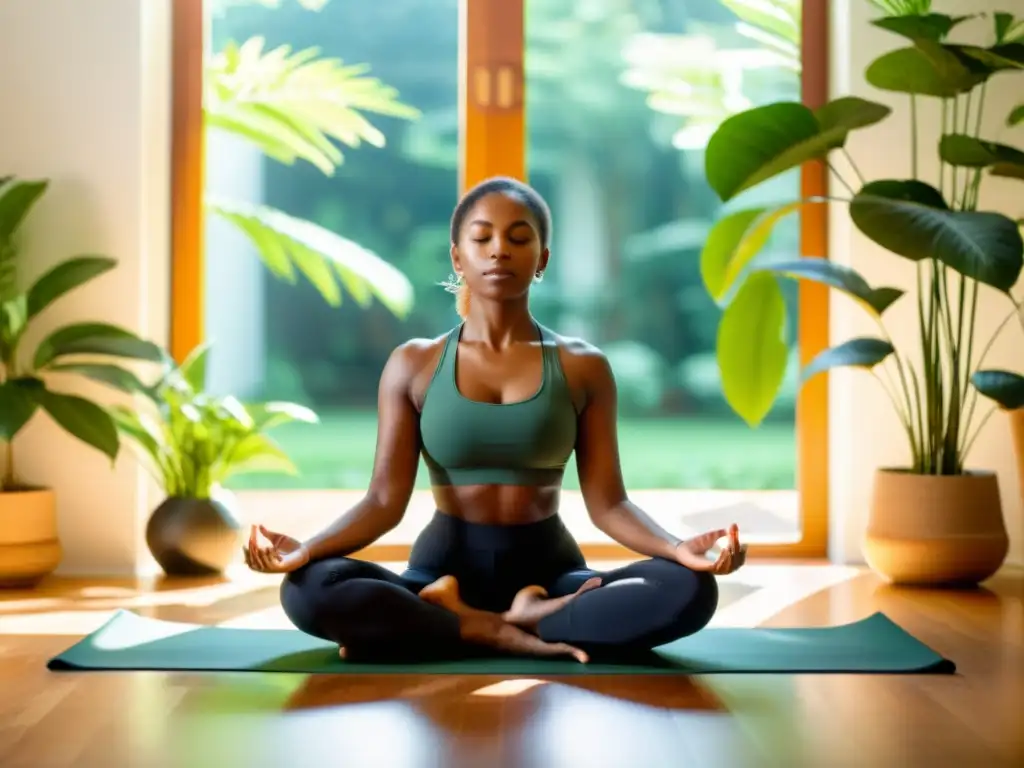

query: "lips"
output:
483 268 515 278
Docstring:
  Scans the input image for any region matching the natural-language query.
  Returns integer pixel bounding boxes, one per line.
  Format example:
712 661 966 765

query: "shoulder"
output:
382 330 456 407
543 328 615 390
381 332 451 387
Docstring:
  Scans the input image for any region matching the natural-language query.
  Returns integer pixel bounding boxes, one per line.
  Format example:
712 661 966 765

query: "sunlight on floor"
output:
0 564 865 638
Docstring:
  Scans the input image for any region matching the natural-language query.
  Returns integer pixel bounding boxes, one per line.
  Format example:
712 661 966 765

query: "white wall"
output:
828 0 1024 567
0 0 172 575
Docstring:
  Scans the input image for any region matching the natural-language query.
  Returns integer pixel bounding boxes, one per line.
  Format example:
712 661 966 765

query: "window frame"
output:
169 0 831 560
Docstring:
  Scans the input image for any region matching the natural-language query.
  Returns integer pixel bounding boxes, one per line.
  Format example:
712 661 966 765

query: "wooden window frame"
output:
169 0 830 561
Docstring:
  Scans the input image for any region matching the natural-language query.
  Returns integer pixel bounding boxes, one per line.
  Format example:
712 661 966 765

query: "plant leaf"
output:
0 178 48 241
47 362 155 397
956 43 1024 72
1009 104 1024 127
1 295 29 358
705 98 890 201
26 255 117 320
0 377 42 441
719 0 800 45
207 197 414 317
761 258 904 315
178 342 211 393
939 134 1024 169
971 369 1024 410
865 44 986 97
204 36 420 175
871 13 973 42
33 322 167 369
701 202 806 301
801 337 895 383
220 433 299 480
716 272 789 428
246 401 319 431
849 179 1024 292
31 387 120 461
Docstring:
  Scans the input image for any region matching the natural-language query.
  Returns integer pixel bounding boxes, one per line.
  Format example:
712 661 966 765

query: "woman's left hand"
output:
674 523 746 575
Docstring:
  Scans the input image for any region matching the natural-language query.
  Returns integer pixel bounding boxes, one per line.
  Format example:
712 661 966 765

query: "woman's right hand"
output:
242 524 310 574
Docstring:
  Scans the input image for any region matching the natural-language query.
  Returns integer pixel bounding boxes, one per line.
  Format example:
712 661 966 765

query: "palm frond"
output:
207 196 414 318
204 36 421 175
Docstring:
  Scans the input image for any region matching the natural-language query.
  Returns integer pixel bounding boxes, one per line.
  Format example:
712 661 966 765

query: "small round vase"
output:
145 495 243 576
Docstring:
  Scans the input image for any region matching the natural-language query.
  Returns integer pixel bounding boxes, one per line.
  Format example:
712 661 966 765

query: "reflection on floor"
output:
0 563 1021 768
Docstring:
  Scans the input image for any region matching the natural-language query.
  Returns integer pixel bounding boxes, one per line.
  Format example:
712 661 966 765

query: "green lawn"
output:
229 409 796 492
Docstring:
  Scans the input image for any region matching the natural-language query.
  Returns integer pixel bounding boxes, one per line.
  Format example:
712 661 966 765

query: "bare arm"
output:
572 347 683 560
301 342 424 561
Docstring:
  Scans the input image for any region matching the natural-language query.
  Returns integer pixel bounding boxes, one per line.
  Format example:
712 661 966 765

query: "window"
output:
171 0 829 559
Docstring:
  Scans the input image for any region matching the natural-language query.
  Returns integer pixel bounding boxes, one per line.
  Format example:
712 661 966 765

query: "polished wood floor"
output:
0 562 1021 768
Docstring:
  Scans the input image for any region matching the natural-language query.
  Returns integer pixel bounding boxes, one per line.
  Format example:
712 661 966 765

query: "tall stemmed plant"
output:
698 2 1024 475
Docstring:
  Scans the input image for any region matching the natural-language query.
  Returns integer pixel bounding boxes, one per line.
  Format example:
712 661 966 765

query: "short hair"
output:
449 176 552 248
446 176 552 318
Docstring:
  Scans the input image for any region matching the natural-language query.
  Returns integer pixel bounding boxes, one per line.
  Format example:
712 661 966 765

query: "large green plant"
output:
110 343 317 499
204 0 418 316
699 3 1024 476
0 177 166 492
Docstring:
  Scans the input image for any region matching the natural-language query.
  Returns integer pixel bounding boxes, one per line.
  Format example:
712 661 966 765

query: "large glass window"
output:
200 0 808 547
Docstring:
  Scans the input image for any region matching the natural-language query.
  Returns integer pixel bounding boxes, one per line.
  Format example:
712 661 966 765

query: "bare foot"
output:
418 575 465 615
503 577 602 632
419 575 589 663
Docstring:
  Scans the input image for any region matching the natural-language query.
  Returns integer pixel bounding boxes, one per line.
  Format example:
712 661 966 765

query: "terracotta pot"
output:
1010 408 1024 507
146 495 243 576
0 487 62 588
864 469 1008 587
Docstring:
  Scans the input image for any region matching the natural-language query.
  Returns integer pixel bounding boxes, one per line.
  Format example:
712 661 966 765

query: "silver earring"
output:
534 271 545 283
442 272 464 295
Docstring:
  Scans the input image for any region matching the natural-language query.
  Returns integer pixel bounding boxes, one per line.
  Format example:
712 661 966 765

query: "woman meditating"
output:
243 176 747 664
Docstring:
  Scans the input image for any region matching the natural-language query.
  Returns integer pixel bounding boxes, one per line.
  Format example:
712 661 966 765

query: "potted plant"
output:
696 5 1024 585
0 177 167 586
110 342 318 576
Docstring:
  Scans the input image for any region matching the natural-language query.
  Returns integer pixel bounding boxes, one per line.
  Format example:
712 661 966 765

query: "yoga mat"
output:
47 609 955 675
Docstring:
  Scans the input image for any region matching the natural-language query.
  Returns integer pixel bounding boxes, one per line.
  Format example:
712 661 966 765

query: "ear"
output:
537 247 550 275
450 243 463 275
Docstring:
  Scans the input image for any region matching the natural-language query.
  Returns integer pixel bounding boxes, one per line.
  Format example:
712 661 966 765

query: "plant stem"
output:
961 404 998 463
827 162 856 196
841 148 866 186
873 371 919 462
873 317 921 463
910 95 918 180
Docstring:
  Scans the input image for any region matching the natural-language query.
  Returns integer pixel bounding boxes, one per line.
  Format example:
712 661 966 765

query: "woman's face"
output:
451 192 549 304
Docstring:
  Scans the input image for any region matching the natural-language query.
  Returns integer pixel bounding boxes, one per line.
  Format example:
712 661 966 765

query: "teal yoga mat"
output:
47 609 955 675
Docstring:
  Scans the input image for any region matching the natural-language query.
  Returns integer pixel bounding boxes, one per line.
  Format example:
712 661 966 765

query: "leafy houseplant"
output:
698 3 1024 585
0 177 166 586
111 343 318 575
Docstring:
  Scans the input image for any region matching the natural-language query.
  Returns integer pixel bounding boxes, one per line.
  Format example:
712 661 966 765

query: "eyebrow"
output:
469 219 533 229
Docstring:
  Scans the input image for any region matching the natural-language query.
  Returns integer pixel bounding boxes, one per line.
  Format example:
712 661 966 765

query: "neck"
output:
463 297 535 349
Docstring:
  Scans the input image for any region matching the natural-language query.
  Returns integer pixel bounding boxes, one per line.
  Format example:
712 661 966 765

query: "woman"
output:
243 176 747 664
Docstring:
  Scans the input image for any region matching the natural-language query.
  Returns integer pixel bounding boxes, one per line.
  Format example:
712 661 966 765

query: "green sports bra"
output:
419 322 578 487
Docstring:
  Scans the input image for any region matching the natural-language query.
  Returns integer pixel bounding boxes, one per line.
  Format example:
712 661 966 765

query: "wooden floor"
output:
0 562 1021 768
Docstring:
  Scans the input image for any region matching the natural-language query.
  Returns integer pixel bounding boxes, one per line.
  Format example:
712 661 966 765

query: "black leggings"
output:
280 511 719 661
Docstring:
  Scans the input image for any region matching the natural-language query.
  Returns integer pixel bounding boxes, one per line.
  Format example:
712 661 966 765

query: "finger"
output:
259 525 278 546
729 523 741 553
714 550 733 575
254 546 274 571
249 525 258 552
575 576 602 595
734 544 748 569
